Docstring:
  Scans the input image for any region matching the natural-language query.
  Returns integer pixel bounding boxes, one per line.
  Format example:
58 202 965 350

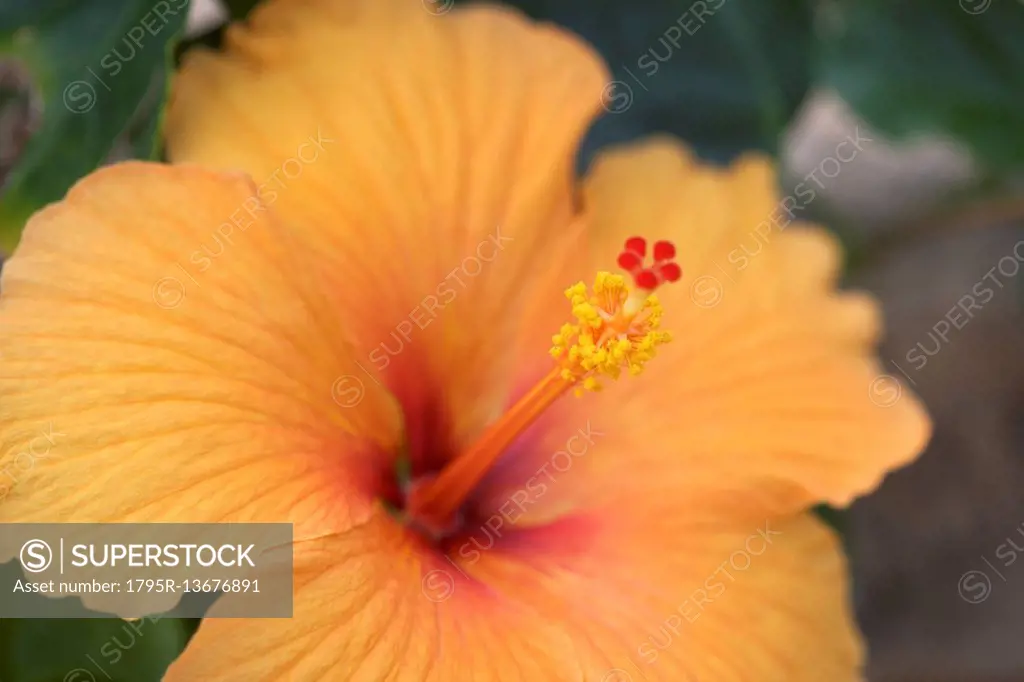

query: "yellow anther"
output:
549 270 673 395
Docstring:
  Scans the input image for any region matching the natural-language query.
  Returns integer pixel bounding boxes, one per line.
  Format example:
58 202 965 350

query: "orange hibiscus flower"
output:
0 0 930 679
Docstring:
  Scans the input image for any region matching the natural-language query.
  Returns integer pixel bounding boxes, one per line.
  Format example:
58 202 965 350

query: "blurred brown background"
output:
787 92 1024 682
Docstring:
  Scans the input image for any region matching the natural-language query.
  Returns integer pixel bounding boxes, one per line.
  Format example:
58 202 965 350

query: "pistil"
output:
405 237 680 533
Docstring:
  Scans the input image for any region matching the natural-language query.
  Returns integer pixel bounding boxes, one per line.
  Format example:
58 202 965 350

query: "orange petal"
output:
167 506 860 681
0 163 400 544
166 0 609 470
165 507 580 681
478 139 930 523
464 510 862 681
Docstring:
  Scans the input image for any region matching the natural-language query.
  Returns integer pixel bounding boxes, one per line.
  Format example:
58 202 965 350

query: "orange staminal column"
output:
406 237 680 535
406 367 573 535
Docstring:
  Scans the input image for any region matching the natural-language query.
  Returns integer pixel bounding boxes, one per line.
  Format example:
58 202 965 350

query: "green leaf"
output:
497 0 813 165
0 2 78 33
812 503 847 538
127 63 175 161
222 0 261 20
0 0 189 253
0 562 191 682
820 0 1024 169
0 617 189 682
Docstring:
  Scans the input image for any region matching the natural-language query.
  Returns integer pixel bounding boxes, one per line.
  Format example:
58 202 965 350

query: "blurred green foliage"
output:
509 0 813 165
0 559 200 681
0 0 186 251
0 0 1021 679
820 0 1024 171
0 612 192 682
512 0 1024 173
